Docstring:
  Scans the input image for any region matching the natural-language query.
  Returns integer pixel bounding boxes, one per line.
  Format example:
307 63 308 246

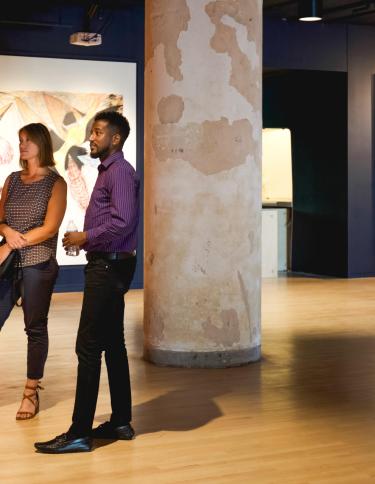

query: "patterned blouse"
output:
5 169 62 267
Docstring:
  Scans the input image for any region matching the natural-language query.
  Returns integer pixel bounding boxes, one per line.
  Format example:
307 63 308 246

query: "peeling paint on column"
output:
157 95 185 124
147 0 191 81
202 310 241 347
205 0 261 108
152 117 253 175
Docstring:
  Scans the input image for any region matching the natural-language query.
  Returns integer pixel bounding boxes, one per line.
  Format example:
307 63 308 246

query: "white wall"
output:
0 55 137 265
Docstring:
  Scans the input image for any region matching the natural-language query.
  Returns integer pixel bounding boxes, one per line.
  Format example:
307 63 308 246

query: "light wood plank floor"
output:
2 278 375 483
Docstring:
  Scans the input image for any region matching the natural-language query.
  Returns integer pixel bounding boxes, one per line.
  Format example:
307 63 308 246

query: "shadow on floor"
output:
132 388 223 435
290 334 375 412
0 340 262 438
97 359 262 436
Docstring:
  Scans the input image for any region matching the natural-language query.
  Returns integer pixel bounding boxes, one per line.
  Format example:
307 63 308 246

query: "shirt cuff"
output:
85 228 96 242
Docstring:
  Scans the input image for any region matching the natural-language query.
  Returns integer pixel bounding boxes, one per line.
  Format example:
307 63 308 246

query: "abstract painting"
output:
0 90 123 264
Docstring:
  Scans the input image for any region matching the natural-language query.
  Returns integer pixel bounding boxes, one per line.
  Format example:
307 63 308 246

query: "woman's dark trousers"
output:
0 258 59 379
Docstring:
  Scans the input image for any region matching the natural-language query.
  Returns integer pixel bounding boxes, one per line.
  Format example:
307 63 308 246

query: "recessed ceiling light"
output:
298 0 322 22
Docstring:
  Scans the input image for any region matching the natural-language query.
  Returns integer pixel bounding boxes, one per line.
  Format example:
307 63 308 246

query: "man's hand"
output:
62 231 87 249
3 227 27 249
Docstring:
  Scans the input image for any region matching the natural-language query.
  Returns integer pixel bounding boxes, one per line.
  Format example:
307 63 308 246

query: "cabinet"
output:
262 205 292 277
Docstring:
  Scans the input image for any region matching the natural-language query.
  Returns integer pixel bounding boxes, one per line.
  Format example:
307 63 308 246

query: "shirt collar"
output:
98 150 124 172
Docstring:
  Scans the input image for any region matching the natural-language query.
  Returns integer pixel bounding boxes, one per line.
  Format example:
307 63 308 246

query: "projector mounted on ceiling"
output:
69 32 102 47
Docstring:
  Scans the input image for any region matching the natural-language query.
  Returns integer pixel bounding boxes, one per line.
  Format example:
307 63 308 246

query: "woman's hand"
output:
3 227 27 249
0 243 11 264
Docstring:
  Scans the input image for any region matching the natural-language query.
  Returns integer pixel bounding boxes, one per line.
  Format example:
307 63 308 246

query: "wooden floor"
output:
2 278 375 483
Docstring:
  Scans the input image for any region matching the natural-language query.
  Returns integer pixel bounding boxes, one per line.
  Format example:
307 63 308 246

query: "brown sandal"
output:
16 383 43 421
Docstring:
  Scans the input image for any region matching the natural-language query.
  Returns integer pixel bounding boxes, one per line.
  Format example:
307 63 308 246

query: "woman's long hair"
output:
19 123 55 169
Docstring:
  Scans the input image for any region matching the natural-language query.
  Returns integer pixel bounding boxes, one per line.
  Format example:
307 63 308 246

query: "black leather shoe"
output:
34 432 92 454
91 421 135 440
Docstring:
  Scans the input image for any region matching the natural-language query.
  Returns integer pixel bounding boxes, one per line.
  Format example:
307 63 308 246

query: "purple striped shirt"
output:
83 151 140 253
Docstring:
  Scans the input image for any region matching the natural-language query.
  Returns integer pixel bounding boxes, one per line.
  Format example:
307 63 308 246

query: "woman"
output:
0 123 67 420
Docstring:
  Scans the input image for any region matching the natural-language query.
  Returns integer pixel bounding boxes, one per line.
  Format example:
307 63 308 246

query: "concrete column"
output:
144 0 262 367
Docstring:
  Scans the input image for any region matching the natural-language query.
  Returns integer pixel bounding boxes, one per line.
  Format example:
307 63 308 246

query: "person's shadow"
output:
96 378 224 438
92 362 229 449
95 357 262 440
132 387 223 435
93 381 225 449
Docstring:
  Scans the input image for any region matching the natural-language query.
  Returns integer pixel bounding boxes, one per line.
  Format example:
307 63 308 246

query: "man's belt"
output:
86 251 136 262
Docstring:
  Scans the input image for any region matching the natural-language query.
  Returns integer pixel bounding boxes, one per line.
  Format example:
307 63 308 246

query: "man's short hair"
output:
94 110 130 147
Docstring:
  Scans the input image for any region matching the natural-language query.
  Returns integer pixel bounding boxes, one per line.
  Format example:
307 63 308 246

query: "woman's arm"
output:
0 243 12 264
0 176 27 249
22 178 67 247
0 175 10 224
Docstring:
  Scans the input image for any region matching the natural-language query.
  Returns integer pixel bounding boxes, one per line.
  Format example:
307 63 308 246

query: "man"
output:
35 111 140 453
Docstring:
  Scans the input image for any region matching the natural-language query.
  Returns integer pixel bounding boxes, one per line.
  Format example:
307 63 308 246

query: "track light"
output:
298 0 322 22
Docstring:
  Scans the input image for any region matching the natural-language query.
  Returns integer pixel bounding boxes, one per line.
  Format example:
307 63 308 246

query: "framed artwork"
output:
0 55 137 265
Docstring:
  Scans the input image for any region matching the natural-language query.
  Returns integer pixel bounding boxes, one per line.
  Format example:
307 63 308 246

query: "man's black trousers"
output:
69 255 136 436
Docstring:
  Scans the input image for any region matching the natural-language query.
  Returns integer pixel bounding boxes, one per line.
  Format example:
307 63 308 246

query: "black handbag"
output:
0 249 18 280
0 246 22 306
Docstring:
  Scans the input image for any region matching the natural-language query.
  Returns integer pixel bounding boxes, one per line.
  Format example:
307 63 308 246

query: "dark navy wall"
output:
264 18 350 277
0 2 145 290
264 70 348 276
265 17 375 277
347 25 375 277
264 18 347 72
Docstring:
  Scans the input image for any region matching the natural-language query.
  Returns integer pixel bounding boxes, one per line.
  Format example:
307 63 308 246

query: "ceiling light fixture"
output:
298 0 323 22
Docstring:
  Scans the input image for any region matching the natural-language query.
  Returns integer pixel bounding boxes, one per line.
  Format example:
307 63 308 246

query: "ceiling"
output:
0 1 142 30
3 1 375 29
264 0 375 25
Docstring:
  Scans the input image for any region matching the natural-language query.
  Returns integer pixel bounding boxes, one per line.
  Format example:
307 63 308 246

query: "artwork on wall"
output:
0 90 123 264
262 128 293 204
0 54 137 266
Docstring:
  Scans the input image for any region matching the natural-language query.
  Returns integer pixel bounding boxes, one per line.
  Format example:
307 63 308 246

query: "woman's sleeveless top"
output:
5 170 61 267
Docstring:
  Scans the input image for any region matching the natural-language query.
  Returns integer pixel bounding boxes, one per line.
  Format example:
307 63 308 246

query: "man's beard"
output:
90 145 110 160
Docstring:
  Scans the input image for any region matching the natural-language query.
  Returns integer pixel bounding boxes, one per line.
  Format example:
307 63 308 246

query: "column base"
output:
144 345 261 368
